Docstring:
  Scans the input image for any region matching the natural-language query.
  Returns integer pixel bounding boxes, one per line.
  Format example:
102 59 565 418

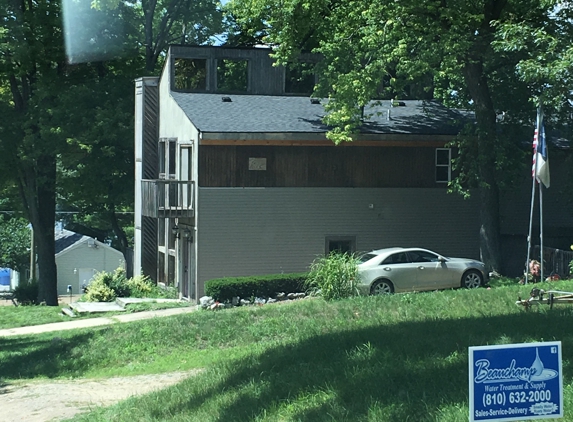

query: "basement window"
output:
173 58 207 91
217 59 249 92
435 148 451 183
325 236 356 255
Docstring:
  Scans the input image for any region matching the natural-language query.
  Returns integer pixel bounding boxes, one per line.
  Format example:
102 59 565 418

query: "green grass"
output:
2 279 573 421
0 300 194 330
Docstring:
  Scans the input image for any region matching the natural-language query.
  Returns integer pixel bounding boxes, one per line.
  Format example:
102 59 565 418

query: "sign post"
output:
469 342 562 421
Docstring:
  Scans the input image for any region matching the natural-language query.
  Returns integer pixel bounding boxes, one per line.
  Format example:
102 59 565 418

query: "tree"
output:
90 0 225 72
0 0 69 305
227 0 570 272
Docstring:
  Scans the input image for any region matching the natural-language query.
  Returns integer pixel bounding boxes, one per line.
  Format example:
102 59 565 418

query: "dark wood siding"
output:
199 145 444 188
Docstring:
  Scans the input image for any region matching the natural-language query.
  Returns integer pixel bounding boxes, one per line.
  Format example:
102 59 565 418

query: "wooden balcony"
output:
141 179 195 218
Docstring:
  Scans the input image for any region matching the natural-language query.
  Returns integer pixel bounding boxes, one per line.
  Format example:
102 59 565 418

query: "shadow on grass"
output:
0 331 98 379
138 309 573 421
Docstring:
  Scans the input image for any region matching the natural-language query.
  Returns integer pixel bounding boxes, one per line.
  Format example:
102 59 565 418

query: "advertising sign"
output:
469 342 562 421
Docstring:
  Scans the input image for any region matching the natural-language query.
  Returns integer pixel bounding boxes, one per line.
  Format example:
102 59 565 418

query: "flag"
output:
532 108 550 188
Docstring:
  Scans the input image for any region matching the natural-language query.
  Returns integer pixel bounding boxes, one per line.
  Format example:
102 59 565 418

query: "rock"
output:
267 298 277 304
276 292 286 300
254 297 266 305
240 299 251 306
199 296 214 309
232 296 240 306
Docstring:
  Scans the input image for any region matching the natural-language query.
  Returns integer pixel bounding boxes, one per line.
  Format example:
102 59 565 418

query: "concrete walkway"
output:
0 306 199 337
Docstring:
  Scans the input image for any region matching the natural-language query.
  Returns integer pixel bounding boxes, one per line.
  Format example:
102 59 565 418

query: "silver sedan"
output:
357 247 487 295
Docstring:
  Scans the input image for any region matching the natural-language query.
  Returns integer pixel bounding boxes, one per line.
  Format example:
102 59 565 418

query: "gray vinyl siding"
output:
196 187 481 295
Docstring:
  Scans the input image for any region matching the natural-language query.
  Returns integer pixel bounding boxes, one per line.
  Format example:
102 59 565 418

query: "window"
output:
168 141 176 178
408 250 440 263
285 62 315 94
325 236 356 255
436 148 451 183
217 59 249 92
158 139 177 180
382 252 409 265
158 140 165 179
173 58 207 91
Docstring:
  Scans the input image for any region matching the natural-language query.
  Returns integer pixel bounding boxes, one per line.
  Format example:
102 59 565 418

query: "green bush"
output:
305 252 360 301
13 279 39 305
106 267 131 297
126 275 155 297
84 277 116 302
83 268 176 301
205 273 307 302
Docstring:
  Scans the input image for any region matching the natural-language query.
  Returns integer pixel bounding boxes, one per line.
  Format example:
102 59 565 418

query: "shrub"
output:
106 267 131 297
13 279 39 305
305 252 360 300
205 273 307 302
126 275 154 297
83 277 117 302
83 268 176 301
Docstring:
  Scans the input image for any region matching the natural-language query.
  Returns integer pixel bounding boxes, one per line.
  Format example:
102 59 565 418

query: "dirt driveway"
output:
2 370 202 422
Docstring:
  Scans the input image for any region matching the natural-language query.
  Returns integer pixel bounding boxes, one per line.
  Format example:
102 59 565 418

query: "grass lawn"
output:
2 278 573 421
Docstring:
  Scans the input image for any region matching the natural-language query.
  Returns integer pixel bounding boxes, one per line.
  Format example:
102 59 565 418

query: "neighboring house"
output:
55 229 125 295
134 45 572 301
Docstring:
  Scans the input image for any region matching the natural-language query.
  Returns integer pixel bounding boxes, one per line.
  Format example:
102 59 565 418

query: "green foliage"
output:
84 276 117 302
105 267 130 298
205 273 307 302
305 252 359 300
83 267 172 301
0 215 30 272
12 280 39 305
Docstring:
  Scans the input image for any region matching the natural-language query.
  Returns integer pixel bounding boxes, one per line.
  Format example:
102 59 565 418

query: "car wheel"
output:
370 279 394 295
462 270 483 289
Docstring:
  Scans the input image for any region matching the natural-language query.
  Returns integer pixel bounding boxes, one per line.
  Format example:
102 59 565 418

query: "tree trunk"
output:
463 60 501 272
19 154 59 306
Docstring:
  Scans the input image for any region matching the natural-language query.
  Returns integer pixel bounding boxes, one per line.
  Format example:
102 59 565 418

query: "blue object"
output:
0 268 10 286
469 342 563 421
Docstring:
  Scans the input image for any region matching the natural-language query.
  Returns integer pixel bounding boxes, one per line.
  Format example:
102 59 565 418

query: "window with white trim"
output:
435 148 451 183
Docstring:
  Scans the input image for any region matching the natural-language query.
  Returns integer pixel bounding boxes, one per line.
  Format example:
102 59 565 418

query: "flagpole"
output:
525 106 542 284
525 171 536 284
540 181 544 282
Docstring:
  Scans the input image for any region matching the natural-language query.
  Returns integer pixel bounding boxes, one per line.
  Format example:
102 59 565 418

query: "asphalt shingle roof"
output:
171 92 470 136
55 229 89 254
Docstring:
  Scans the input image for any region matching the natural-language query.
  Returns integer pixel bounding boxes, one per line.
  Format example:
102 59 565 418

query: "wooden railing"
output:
141 180 195 218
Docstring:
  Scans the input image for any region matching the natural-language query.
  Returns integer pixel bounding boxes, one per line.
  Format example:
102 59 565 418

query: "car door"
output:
407 250 454 290
377 252 419 292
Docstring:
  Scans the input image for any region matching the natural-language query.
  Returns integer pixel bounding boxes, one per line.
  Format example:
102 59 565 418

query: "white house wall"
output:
159 58 199 144
196 187 481 296
56 242 124 295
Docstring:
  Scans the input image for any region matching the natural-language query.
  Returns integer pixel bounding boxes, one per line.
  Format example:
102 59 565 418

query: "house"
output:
134 45 572 301
133 45 481 301
55 229 125 295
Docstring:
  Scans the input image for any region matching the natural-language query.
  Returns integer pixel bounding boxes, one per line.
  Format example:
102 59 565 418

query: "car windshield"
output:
357 253 378 263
